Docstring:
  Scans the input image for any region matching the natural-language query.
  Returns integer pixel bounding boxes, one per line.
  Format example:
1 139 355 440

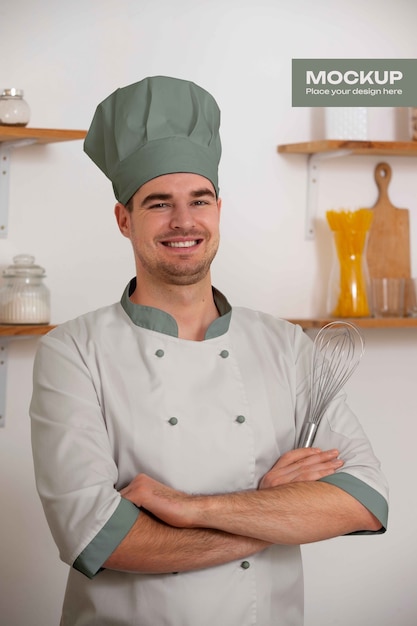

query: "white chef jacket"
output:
30 280 388 626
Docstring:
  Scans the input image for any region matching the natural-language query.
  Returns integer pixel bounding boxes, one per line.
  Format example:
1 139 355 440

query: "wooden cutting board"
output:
366 162 411 279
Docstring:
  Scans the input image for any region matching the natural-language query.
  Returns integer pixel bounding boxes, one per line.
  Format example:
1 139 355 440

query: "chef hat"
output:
84 76 222 204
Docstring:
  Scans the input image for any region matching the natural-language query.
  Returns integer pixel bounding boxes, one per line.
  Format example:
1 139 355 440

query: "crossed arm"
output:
104 448 381 574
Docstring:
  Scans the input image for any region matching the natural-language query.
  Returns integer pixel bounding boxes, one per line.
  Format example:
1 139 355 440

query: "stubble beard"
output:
136 234 220 287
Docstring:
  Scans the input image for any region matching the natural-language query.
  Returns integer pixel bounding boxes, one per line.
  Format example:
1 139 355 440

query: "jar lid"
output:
1 88 24 97
3 254 46 277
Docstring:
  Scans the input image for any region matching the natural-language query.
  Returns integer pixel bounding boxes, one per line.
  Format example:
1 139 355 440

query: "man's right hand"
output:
258 448 344 490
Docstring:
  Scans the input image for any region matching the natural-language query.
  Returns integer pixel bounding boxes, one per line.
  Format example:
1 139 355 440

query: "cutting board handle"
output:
374 162 392 207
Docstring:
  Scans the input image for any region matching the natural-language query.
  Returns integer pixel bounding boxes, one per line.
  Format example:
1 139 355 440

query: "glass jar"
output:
0 88 30 126
326 210 373 318
0 254 50 324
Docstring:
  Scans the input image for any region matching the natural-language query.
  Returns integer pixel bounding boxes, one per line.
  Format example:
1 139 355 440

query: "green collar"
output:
120 278 232 339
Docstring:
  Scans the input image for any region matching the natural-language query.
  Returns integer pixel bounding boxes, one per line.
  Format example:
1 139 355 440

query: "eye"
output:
149 202 169 209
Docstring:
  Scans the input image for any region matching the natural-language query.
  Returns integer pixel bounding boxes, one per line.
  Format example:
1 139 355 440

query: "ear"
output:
217 197 222 218
114 203 131 238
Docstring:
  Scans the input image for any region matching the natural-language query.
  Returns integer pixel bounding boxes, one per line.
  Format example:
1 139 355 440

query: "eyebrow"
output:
141 187 216 207
141 193 172 207
190 187 216 199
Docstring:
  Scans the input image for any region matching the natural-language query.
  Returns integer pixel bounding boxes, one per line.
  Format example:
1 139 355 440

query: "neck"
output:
130 274 219 341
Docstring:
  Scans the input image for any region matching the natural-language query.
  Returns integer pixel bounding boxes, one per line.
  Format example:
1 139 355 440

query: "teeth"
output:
166 240 198 248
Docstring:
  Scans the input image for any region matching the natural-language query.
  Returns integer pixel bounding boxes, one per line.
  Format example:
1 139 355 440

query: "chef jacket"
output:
30 279 388 626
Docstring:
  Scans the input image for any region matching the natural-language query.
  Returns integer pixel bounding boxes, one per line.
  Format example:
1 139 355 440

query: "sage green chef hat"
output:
84 76 222 204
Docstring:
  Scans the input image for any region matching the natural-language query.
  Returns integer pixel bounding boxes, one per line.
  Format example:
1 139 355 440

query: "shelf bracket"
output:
0 340 8 427
305 149 352 240
0 139 38 238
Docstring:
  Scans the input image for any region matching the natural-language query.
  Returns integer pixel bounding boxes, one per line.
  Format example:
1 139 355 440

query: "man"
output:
30 76 388 626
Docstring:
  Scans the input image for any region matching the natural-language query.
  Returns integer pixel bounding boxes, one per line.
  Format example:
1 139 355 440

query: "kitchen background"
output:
0 0 416 624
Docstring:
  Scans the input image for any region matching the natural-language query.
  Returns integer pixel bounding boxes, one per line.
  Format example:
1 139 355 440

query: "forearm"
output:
104 507 270 574
187 481 382 543
135 477 381 546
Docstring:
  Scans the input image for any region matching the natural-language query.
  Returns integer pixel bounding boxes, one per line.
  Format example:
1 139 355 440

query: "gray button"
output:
236 415 246 424
168 417 178 426
155 349 165 358
241 561 250 569
220 350 229 358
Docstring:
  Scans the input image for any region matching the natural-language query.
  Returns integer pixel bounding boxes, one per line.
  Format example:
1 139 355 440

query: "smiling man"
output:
30 76 388 626
115 173 221 341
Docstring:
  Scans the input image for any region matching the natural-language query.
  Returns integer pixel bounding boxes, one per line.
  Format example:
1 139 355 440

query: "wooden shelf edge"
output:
0 126 87 143
286 317 417 329
2 318 417 336
0 324 56 337
277 139 417 157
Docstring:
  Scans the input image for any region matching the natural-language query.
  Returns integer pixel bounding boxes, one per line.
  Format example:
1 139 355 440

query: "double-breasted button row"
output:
154 349 230 359
168 415 246 426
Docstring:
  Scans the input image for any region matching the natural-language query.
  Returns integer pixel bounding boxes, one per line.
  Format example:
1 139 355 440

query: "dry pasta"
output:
326 209 373 317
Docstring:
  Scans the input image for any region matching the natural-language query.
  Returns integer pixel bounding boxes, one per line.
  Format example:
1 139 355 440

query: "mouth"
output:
161 239 203 248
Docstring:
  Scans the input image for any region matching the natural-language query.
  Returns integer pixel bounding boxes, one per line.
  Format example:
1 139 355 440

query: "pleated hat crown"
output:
84 76 222 204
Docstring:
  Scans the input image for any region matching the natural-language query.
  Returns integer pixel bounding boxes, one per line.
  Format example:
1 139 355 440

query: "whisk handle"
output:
299 422 318 448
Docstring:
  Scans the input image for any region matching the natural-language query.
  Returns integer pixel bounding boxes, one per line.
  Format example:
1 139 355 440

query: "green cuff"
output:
319 472 388 533
73 498 140 579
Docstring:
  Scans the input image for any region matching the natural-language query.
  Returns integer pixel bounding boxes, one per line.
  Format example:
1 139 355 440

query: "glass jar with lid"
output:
0 254 50 324
0 88 30 126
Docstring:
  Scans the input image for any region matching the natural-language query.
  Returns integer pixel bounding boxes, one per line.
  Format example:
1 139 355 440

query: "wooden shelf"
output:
2 318 417 337
277 140 417 157
0 324 56 337
277 139 417 239
0 126 87 143
286 317 417 330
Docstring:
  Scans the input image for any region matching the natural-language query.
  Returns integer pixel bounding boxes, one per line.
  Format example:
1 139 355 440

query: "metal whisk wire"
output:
298 321 365 448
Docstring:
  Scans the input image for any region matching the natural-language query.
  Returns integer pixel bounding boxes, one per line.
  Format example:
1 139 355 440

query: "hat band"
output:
114 136 220 204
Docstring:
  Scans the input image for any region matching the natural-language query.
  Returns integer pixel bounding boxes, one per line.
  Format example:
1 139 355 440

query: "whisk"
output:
298 321 365 448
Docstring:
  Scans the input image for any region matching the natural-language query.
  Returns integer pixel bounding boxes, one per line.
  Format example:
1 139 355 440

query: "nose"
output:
169 204 196 230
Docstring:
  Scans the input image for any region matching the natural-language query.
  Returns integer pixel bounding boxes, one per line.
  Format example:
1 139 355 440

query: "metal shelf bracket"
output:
0 340 8 427
306 149 352 240
0 139 37 238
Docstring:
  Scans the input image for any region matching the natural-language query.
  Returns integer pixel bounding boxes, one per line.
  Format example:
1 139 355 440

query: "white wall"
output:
0 1 416 624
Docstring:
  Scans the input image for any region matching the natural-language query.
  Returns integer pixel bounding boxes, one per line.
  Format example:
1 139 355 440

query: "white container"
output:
0 254 50 324
0 88 30 126
325 107 368 140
